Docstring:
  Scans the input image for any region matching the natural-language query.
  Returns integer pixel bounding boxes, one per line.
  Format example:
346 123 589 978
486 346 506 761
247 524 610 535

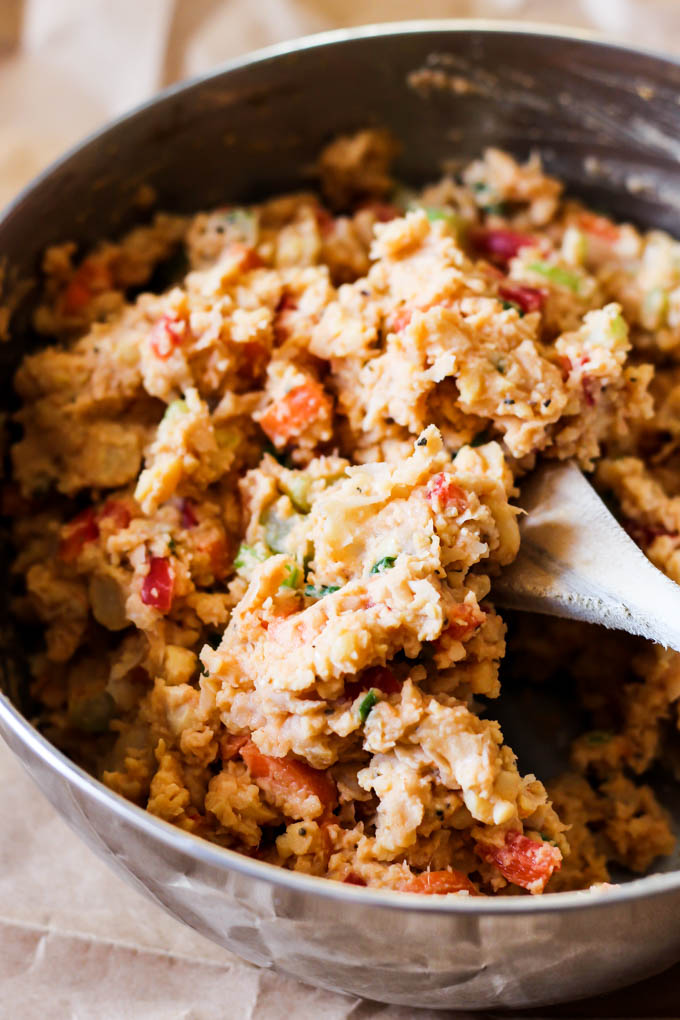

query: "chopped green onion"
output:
370 555 396 575
358 689 379 723
280 563 300 589
304 584 340 599
234 542 269 571
527 261 581 293
502 299 524 317
610 312 628 341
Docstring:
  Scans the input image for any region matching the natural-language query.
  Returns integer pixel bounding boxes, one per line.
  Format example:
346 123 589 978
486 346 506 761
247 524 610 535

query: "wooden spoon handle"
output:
493 461 680 651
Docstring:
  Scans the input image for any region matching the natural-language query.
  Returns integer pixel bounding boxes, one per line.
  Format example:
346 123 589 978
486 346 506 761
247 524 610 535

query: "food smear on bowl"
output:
8 130 679 896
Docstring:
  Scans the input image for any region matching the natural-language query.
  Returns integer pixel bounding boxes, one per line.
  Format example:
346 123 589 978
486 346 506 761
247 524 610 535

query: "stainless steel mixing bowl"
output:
2 21 680 1010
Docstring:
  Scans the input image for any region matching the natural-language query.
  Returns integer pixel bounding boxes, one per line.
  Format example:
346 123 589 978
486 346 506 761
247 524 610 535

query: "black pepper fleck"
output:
416 437 427 446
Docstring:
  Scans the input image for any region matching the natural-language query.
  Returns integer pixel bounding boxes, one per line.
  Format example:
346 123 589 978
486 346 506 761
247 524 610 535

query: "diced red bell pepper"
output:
240 740 337 819
219 733 249 761
274 293 299 344
259 380 330 446
314 205 335 236
623 519 678 548
498 282 546 314
98 499 131 531
475 831 562 893
577 211 620 243
581 376 597 407
59 508 99 562
141 556 174 612
345 665 401 702
60 258 114 315
471 228 535 264
343 872 367 886
442 602 486 642
388 306 413 333
180 499 198 529
149 314 187 359
359 200 400 222
228 241 264 271
195 531 230 579
400 870 480 896
426 473 468 513
557 355 573 382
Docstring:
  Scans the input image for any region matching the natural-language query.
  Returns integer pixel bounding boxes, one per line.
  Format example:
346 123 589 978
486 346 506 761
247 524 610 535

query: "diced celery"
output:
234 542 269 575
162 399 189 424
561 226 588 267
527 261 581 293
262 506 301 554
641 288 668 331
281 475 311 514
280 563 301 589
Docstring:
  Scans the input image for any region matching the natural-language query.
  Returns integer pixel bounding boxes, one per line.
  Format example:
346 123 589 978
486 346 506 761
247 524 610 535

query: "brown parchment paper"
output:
3 2 680 1017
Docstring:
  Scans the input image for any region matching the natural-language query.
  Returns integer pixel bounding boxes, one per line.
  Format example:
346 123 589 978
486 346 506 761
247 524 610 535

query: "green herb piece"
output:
502 299 524 317
610 311 628 341
304 584 340 599
527 261 581 293
472 181 487 193
167 537 177 554
280 563 301 589
493 357 506 375
358 689 379 723
370 555 396 575
584 729 613 746
470 429 492 447
234 542 269 571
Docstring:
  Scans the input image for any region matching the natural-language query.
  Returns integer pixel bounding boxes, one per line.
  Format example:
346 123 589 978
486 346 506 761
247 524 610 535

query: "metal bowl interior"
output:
2 20 680 1009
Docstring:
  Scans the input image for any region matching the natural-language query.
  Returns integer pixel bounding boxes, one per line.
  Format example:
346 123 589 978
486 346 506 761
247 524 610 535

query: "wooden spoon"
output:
493 461 680 651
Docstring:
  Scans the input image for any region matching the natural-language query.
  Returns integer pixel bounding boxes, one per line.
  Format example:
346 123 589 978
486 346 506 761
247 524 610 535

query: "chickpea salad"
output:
8 130 680 896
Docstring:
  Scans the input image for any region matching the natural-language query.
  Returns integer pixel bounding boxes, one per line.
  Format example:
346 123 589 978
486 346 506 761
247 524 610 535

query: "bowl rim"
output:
2 17 680 915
